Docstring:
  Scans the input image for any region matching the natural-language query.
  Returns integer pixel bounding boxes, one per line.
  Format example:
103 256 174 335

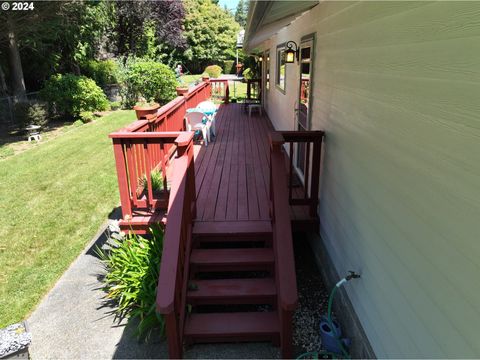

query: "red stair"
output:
180 222 286 354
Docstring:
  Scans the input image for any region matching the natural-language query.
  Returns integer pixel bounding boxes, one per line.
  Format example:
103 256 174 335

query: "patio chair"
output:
196 101 217 137
185 111 210 146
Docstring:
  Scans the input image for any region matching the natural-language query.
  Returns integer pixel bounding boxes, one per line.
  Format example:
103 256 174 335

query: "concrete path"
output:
27 218 280 359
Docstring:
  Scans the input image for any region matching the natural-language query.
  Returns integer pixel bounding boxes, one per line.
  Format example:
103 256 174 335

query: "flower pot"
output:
176 87 189 96
133 103 160 120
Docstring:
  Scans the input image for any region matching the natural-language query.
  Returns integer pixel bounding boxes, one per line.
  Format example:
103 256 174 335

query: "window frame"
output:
275 43 286 94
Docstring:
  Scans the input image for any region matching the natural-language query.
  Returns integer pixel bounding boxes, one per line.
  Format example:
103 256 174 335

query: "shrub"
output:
14 101 48 128
242 67 253 80
223 60 234 74
204 65 222 78
40 74 109 119
81 59 119 88
118 59 178 107
110 101 121 110
79 111 94 123
97 223 164 340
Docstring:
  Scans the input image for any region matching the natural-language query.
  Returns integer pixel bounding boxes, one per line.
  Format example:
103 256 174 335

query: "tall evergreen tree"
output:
234 0 248 28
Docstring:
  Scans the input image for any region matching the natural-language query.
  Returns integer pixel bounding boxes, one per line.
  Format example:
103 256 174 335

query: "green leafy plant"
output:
140 170 163 195
242 67 253 80
223 60 234 74
14 101 49 128
97 224 165 340
79 111 94 123
40 74 109 119
80 59 119 88
203 65 222 78
110 101 122 110
118 58 178 107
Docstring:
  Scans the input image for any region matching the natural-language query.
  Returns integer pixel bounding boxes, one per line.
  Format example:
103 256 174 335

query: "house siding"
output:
258 1 480 358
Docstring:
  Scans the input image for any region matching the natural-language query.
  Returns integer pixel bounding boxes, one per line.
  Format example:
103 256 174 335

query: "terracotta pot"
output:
176 87 189 96
133 103 160 120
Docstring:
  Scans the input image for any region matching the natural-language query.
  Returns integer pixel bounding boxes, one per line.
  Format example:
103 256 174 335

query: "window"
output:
265 50 270 91
276 45 286 93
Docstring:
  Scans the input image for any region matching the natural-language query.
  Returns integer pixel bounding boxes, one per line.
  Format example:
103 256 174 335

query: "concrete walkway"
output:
27 217 280 359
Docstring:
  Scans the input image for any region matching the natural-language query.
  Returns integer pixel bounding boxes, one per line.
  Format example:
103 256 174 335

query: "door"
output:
295 35 314 180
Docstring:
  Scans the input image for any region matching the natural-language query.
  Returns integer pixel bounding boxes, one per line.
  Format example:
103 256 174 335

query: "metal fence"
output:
0 92 41 135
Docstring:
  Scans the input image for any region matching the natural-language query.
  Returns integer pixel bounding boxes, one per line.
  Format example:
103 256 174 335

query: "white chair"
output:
185 112 210 146
196 101 217 137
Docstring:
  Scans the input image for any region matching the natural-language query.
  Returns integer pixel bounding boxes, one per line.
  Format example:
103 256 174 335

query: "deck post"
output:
112 138 132 219
309 136 323 217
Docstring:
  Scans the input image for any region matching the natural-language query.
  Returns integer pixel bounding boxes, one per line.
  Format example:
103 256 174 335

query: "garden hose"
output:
296 272 360 360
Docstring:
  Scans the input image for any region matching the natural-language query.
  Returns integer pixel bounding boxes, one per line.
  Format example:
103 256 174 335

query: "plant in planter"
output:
133 97 160 120
175 77 189 96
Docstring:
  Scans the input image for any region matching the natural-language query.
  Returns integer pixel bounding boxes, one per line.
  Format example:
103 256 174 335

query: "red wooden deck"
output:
192 103 317 231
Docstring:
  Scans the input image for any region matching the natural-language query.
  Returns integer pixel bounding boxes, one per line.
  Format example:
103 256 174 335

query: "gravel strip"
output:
293 236 330 354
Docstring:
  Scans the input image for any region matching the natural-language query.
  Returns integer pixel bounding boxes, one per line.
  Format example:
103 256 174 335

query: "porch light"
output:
258 55 263 62
285 41 299 63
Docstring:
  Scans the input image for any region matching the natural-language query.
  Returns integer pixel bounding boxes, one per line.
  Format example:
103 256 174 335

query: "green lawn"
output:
180 74 249 100
0 110 134 327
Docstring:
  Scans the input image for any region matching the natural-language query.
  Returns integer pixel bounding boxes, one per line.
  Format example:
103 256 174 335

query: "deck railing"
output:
280 131 325 217
156 132 196 359
246 78 261 100
269 132 299 358
210 79 229 103
109 81 211 227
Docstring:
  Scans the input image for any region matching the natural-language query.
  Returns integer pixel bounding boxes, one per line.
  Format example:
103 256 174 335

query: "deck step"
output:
193 221 272 237
184 312 280 343
190 248 274 272
187 278 276 305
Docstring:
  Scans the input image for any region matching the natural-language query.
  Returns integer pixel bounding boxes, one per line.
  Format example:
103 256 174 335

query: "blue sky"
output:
219 0 240 11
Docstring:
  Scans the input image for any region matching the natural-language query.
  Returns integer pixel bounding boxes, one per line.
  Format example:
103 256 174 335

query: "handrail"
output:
279 130 324 218
109 80 211 224
210 79 230 103
269 132 298 358
156 132 195 358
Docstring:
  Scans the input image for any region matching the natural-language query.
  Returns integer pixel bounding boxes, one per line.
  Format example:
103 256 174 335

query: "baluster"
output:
126 140 139 207
289 142 293 203
144 140 154 208
304 141 310 200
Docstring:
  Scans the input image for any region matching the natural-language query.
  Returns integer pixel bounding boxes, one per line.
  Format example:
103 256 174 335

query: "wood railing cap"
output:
269 131 285 146
109 131 183 139
175 132 194 147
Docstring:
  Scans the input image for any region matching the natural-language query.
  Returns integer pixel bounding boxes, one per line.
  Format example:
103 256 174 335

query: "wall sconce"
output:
258 55 263 62
285 41 299 63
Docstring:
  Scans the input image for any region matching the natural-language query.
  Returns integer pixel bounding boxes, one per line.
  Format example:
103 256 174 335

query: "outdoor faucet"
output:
335 271 361 288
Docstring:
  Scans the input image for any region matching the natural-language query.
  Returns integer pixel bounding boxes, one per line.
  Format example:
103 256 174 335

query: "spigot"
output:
336 271 361 288
345 271 360 281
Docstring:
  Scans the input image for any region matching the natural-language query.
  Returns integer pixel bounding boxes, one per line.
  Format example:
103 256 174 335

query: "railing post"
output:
165 312 182 358
224 80 229 104
112 139 132 219
176 132 196 219
309 136 323 217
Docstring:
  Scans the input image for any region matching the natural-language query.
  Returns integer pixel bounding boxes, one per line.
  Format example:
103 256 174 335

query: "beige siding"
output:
260 1 480 357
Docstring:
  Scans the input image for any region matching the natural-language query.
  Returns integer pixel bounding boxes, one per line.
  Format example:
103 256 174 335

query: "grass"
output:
181 74 249 101
0 110 134 327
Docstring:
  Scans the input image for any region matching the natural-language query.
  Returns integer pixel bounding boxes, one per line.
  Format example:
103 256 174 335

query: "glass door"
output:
295 36 314 180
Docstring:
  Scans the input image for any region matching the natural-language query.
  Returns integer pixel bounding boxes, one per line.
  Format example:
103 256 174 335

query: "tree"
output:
235 0 248 28
182 0 240 73
0 1 60 98
114 0 185 59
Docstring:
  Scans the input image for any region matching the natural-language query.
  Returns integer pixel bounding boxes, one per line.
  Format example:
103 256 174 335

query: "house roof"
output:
244 0 319 52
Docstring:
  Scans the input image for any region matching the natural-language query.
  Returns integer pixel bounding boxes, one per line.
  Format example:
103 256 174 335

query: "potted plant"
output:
133 97 160 120
176 78 189 96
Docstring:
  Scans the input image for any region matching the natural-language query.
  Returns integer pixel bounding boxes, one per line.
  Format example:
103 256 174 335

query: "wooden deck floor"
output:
192 104 316 231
